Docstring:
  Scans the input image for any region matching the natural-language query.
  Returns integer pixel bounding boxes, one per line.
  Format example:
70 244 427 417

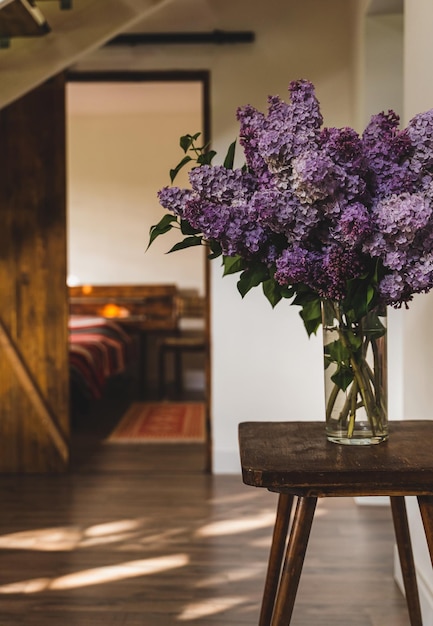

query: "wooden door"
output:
0 73 69 472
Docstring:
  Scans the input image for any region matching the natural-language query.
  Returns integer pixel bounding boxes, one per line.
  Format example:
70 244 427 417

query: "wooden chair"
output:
157 290 206 399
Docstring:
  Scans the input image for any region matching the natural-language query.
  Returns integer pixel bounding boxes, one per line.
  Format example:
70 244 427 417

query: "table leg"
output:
417 495 433 568
390 496 423 626
271 496 317 626
259 493 294 626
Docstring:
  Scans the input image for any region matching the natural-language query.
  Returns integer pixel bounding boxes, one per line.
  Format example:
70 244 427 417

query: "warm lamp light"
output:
82 285 93 295
99 304 129 319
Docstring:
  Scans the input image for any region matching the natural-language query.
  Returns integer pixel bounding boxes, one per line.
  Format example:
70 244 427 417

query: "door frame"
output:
65 69 213 471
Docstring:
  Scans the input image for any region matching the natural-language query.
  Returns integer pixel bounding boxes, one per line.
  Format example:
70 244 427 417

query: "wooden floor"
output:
0 439 411 625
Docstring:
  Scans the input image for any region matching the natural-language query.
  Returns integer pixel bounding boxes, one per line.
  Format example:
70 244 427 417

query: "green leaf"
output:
300 298 321 321
179 135 193 153
299 313 322 337
168 236 203 253
169 155 193 183
292 287 322 336
207 240 222 260
223 140 236 169
237 266 269 298
147 214 178 249
345 275 376 321
324 339 351 364
345 330 362 352
197 150 217 166
262 278 283 308
331 365 354 391
223 255 246 276
298 297 322 336
292 285 320 308
280 285 296 300
180 133 200 153
180 219 201 235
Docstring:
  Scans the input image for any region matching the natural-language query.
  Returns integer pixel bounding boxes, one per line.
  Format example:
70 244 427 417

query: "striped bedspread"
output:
69 316 134 400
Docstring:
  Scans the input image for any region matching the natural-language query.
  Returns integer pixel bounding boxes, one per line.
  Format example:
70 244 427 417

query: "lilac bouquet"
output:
150 80 433 443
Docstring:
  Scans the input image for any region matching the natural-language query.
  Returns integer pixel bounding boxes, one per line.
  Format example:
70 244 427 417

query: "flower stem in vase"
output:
322 299 388 445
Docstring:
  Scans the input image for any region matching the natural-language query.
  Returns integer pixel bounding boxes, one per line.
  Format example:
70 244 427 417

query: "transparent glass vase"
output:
321 299 388 445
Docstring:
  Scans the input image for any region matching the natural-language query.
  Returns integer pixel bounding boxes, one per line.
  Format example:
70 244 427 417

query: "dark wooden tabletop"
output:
239 420 433 497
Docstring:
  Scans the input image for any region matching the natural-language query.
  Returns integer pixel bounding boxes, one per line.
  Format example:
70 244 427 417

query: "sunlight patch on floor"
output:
177 595 248 620
84 518 144 537
0 518 152 551
0 554 189 594
0 527 83 551
196 512 275 537
195 564 265 587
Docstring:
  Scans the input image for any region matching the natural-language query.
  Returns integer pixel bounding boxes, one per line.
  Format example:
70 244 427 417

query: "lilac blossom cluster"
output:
158 80 433 306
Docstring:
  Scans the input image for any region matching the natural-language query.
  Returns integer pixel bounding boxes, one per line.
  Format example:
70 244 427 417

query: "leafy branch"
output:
148 133 235 255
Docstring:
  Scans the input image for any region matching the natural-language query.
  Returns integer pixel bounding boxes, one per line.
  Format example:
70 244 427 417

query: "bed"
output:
68 284 180 404
68 315 134 402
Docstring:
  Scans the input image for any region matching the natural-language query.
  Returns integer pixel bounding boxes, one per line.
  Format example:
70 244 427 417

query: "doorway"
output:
65 71 211 472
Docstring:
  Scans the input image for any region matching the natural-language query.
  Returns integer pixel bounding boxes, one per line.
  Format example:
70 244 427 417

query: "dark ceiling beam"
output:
0 0 71 48
0 0 50 39
106 30 255 47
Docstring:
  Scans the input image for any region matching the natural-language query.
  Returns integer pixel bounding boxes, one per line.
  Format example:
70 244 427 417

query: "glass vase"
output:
321 299 388 445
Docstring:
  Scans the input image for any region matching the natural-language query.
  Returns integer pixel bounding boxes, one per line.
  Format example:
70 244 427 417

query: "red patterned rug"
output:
107 402 206 443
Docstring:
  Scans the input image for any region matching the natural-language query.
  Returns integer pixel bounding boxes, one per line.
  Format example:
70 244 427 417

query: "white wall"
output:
363 13 404 123
74 0 365 472
67 81 205 294
359 9 405 421
399 0 433 620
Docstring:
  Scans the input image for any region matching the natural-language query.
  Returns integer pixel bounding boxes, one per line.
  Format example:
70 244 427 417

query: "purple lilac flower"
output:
274 243 366 301
315 246 366 300
252 80 323 176
274 245 319 286
291 202 321 241
378 252 433 305
251 188 298 234
188 164 257 202
378 272 408 304
257 95 295 172
364 192 432 270
157 80 433 309
321 127 368 201
287 79 324 147
333 202 372 247
236 104 270 183
183 197 230 241
223 212 269 257
362 110 413 197
158 187 194 219
406 109 433 189
291 150 337 203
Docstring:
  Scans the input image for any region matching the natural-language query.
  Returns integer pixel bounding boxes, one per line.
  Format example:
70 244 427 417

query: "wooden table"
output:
238 420 433 626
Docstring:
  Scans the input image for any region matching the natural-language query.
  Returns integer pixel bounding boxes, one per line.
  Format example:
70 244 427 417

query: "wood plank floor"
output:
0 442 410 625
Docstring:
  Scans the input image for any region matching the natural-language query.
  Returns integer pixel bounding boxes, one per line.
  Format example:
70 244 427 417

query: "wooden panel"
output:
0 73 69 472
